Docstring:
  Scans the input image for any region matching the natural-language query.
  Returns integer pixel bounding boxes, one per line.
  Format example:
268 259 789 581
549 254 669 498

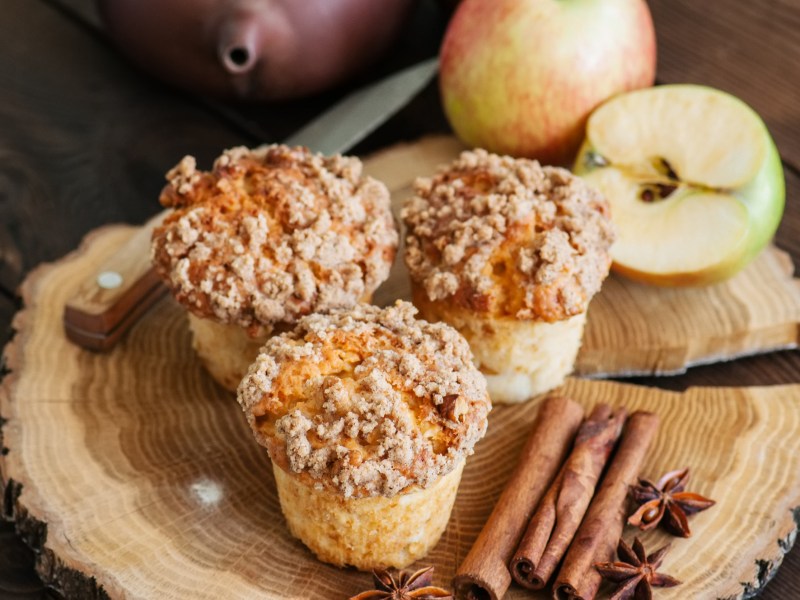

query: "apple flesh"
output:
439 0 656 165
574 84 785 285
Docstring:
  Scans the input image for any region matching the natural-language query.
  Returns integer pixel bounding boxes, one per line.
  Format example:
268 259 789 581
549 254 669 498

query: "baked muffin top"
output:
151 145 398 336
402 149 615 322
237 300 491 499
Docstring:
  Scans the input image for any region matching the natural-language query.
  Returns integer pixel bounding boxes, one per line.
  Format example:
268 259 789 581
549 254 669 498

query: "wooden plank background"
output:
651 0 800 169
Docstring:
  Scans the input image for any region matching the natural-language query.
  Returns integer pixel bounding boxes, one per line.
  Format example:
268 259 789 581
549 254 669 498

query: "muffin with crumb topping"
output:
151 144 398 391
237 300 490 569
402 149 614 404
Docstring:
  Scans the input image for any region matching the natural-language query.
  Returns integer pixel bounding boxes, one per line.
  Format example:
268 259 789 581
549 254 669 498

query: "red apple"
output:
439 0 657 165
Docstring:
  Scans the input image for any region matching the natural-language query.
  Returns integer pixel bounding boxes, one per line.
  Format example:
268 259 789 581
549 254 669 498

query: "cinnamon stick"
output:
452 396 585 600
510 404 627 590
553 411 660 600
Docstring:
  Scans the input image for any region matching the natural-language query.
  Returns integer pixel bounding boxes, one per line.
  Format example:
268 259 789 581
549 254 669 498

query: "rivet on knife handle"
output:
63 211 167 352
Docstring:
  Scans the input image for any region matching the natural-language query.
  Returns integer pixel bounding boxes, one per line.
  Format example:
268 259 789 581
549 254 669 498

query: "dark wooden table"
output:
1 0 798 598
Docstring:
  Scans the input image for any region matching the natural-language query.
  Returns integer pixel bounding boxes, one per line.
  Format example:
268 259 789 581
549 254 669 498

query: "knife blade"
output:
284 57 439 154
63 57 440 351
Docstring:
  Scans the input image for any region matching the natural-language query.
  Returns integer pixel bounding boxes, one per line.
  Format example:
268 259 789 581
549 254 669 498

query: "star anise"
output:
628 467 715 537
349 567 453 600
595 537 681 600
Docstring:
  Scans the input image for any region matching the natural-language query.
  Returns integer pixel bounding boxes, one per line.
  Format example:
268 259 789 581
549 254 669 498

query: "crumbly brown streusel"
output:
151 145 398 335
402 149 615 322
237 301 491 499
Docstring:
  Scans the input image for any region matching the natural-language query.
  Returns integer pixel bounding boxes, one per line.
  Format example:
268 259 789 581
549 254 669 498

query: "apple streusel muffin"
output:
151 144 398 391
237 301 490 569
402 149 614 403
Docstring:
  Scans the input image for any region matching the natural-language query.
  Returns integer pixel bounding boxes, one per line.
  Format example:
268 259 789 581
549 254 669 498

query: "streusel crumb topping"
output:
237 301 491 499
402 149 615 322
151 145 398 335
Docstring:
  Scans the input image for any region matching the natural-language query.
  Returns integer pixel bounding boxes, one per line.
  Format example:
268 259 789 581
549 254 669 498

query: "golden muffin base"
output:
187 314 266 392
413 287 586 404
272 460 465 570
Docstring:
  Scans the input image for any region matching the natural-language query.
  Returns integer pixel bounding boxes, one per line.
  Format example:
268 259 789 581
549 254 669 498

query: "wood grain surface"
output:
2 224 800 599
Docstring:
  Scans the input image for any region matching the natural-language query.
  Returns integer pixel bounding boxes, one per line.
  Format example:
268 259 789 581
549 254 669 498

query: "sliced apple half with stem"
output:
574 84 785 286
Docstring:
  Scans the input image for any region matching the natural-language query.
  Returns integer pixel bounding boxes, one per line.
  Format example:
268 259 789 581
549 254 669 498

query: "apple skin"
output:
439 0 656 166
574 85 786 286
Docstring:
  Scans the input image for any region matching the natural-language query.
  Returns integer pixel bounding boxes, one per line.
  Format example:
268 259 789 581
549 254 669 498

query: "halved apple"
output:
574 84 785 285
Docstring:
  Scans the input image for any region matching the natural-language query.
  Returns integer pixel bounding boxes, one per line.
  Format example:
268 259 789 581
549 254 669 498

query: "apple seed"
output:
639 183 678 203
651 156 680 181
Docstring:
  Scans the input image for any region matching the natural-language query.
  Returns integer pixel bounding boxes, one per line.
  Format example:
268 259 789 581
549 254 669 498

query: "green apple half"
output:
574 84 785 285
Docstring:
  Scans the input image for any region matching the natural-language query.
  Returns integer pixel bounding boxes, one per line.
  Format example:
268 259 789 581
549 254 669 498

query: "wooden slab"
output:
363 136 800 377
2 224 800 599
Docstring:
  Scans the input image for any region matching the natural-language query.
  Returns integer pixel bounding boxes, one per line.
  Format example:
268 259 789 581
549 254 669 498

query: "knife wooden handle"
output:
63 211 168 352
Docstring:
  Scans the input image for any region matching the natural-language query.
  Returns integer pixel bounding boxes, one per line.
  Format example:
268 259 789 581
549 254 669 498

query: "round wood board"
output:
2 225 800 599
